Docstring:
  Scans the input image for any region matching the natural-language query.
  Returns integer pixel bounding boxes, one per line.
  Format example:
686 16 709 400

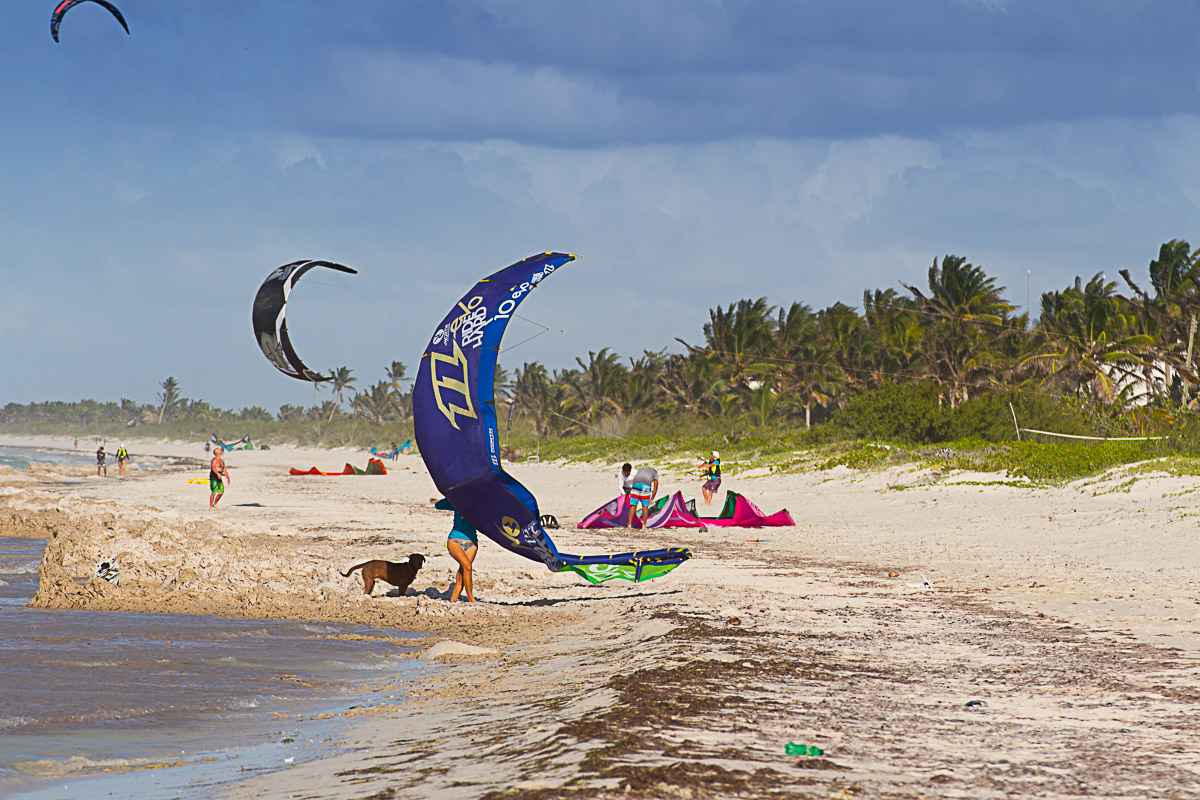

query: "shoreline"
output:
3 433 1200 797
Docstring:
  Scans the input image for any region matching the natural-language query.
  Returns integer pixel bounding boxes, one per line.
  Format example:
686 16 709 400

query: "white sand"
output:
3 432 1200 798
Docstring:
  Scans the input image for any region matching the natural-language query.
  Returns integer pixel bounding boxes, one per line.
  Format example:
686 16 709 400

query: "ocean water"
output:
0 446 94 472
0 480 422 800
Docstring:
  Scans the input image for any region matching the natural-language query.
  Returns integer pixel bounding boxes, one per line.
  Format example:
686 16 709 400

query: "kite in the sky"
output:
413 252 693 584
252 260 358 383
51 0 130 42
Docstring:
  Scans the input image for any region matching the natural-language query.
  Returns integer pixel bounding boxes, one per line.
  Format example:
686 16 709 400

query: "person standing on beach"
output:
116 445 129 478
209 447 230 509
435 497 477 602
699 450 722 505
96 445 107 477
626 465 660 528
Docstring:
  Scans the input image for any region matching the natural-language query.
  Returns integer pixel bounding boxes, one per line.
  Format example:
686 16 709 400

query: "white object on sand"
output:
902 574 932 590
418 640 499 661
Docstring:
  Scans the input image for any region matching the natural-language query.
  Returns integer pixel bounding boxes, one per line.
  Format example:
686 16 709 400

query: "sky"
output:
4 0 1200 412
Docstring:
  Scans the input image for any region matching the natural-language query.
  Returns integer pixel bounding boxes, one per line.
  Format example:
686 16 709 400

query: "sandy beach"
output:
3 433 1200 798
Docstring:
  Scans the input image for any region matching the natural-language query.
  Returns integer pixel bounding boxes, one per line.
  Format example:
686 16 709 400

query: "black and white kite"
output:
252 260 357 383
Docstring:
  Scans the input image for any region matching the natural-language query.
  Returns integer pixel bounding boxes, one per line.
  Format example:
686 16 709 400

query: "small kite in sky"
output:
51 0 130 43
252 260 358 383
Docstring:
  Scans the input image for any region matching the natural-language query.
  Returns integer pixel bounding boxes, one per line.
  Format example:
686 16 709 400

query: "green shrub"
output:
830 382 950 444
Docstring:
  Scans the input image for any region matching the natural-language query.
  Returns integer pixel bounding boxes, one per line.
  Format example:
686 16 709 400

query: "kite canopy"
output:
579 492 708 531
252 260 357 383
289 459 387 476
688 491 796 528
51 0 129 42
413 252 692 583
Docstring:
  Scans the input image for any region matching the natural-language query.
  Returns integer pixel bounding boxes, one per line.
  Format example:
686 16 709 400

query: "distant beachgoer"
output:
435 497 477 602
96 445 107 477
626 465 660 528
116 445 129 478
618 463 634 496
700 450 722 505
209 447 230 509
73 437 78 450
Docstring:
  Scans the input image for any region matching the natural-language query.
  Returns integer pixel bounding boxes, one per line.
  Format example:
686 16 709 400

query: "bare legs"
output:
447 540 477 602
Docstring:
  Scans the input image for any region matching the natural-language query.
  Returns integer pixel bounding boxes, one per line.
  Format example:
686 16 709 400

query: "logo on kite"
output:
429 340 478 429
251 260 358 383
51 0 130 42
500 516 520 545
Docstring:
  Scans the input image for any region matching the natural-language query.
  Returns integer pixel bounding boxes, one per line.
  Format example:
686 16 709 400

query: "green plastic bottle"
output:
785 742 824 756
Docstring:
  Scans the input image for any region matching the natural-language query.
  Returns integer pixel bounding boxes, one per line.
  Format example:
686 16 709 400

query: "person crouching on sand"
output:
435 497 478 602
618 462 635 497
209 447 230 509
626 465 660 528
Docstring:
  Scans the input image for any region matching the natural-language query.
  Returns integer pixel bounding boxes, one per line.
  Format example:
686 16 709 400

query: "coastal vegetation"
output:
9 241 1200 480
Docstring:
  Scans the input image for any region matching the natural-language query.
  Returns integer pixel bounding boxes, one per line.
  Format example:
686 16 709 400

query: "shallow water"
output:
0 537 419 798
0 446 93 472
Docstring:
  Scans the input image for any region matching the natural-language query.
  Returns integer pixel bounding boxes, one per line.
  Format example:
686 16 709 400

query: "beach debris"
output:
51 0 129 43
283 757 294 764
746 538 772 543
965 699 987 709
785 742 824 757
418 640 499 661
540 514 560 529
725 617 742 626
887 570 900 578
92 557 119 586
902 574 933 590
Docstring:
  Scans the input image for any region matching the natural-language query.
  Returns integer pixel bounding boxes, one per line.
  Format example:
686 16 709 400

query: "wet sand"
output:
3 433 1200 798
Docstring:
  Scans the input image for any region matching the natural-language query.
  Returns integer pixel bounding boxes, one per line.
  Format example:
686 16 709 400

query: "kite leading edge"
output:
51 0 130 42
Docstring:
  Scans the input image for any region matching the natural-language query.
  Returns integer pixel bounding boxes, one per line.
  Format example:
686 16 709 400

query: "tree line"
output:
508 240 1200 437
5 240 1200 438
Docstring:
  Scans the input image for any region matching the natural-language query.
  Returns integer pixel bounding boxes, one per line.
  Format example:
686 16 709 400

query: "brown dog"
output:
341 554 425 596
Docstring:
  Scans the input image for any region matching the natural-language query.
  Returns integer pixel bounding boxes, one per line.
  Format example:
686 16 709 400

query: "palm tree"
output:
689 297 777 389
1025 274 1155 402
570 349 627 422
157 377 181 423
352 381 398 424
902 255 1014 407
656 353 725 417
329 366 356 407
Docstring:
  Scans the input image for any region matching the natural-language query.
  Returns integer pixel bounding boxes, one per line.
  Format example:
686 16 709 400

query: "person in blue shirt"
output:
435 497 478 602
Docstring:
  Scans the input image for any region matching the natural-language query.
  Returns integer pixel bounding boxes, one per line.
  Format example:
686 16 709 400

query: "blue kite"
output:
413 252 692 584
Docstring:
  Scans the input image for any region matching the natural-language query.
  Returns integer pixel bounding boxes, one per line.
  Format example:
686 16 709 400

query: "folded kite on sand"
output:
289 458 388 476
681 490 795 528
578 492 708 530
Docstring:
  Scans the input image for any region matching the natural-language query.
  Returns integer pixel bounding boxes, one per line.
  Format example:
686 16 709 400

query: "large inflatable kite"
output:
579 492 709 530
252 260 357 383
678 491 795 528
413 252 692 584
51 0 129 42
